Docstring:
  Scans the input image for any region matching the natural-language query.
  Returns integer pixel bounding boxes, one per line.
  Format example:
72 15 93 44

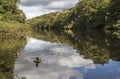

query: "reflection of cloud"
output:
116 77 120 79
24 38 96 69
14 63 83 79
118 68 120 72
59 55 95 69
14 37 96 79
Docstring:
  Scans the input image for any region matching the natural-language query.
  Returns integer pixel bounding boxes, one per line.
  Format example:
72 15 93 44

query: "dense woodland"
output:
0 0 26 22
0 0 29 41
28 0 120 30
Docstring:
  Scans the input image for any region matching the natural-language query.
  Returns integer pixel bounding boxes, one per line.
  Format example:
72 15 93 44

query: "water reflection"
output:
74 60 120 79
21 29 120 79
1 28 120 79
14 37 97 79
52 29 120 64
0 39 26 79
13 36 120 79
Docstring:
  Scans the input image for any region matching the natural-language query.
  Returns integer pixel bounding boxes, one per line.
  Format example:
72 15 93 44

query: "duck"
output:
15 51 20 57
34 57 41 63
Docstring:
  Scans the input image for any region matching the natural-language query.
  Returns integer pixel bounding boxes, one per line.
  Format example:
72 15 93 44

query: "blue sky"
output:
18 0 79 19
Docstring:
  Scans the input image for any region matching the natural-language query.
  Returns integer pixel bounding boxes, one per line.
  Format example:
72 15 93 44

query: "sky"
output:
18 0 79 19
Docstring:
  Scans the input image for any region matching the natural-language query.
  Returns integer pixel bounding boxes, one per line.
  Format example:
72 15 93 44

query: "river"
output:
0 29 120 79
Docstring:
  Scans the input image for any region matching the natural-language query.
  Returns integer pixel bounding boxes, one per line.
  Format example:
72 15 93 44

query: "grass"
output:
0 21 30 40
0 21 29 79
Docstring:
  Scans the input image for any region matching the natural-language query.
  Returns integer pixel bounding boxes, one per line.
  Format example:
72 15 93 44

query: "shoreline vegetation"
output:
28 0 120 30
0 0 28 78
0 0 120 40
27 0 120 39
0 21 30 41
0 0 27 40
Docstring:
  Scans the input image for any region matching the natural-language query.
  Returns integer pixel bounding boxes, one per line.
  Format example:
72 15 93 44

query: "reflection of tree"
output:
0 39 26 79
68 29 120 64
55 29 111 64
71 29 110 64
34 29 120 65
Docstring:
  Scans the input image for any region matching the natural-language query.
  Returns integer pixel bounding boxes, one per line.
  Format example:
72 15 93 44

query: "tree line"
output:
28 0 120 30
0 0 26 23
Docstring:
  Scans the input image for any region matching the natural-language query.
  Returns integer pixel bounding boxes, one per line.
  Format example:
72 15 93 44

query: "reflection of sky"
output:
14 37 95 79
23 38 96 68
14 37 120 79
14 63 83 79
74 60 120 79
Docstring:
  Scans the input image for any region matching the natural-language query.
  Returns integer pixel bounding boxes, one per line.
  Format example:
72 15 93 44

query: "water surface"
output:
13 33 120 79
0 29 120 79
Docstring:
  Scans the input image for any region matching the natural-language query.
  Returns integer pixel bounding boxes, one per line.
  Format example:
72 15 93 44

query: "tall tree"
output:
0 0 26 23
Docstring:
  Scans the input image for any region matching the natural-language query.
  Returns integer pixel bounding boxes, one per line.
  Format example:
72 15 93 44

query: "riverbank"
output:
0 21 30 41
0 21 29 79
0 37 27 79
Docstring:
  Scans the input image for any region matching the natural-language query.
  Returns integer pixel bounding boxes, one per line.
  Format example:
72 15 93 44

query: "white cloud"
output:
45 0 78 10
27 13 39 19
18 0 79 19
116 77 120 79
46 1 68 9
18 5 57 19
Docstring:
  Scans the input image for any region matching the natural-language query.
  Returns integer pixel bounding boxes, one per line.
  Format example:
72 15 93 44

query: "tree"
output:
0 0 26 23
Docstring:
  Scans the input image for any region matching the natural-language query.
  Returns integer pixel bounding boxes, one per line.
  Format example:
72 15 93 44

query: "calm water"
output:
0 29 120 79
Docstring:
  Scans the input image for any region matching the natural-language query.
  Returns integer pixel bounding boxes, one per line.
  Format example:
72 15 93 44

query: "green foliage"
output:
32 29 120 64
0 38 26 79
106 0 120 28
27 12 60 29
27 9 75 29
0 21 28 79
29 0 120 30
73 0 111 28
0 0 26 23
0 21 30 40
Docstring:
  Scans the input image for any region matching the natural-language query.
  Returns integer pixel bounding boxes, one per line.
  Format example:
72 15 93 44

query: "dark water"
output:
0 29 120 79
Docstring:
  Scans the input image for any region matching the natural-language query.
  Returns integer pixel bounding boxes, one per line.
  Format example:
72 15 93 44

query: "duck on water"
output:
15 51 41 67
34 57 41 67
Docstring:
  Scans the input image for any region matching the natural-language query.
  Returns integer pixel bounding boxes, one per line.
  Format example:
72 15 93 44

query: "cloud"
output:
18 0 79 19
45 0 78 10
20 0 78 7
20 0 52 6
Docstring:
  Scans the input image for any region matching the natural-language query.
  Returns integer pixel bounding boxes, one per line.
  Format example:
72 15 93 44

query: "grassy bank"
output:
0 37 27 79
0 21 30 79
0 21 30 40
